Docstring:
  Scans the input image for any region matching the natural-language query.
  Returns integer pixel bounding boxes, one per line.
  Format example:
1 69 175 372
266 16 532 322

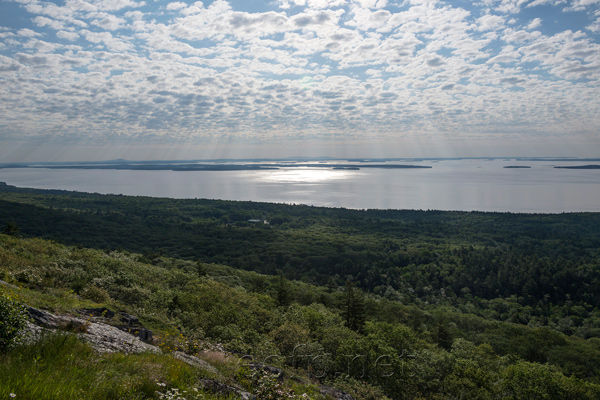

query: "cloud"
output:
56 30 80 41
565 0 600 12
17 28 41 37
90 13 126 30
1 0 599 151
476 14 505 31
14 52 51 66
527 17 542 30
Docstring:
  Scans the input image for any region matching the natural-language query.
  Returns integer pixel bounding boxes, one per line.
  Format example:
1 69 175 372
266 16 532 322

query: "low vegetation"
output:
1 232 600 399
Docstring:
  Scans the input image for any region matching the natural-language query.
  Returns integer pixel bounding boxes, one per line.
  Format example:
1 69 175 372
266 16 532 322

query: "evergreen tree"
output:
277 273 291 307
343 281 366 332
2 222 19 237
436 322 453 350
196 262 207 277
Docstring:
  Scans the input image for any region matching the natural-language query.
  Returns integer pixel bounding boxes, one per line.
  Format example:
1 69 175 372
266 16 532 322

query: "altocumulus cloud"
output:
0 0 599 154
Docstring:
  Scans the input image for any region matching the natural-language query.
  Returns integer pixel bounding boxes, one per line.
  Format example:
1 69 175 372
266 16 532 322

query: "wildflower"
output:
10 394 17 398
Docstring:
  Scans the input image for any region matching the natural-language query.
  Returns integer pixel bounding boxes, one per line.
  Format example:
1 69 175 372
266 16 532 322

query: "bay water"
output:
1 159 599 213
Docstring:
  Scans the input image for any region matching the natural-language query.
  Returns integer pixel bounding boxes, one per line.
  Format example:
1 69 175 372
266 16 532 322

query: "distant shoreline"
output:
0 163 433 171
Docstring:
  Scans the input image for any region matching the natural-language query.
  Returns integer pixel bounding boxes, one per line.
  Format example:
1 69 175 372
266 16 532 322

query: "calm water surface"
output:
1 159 599 213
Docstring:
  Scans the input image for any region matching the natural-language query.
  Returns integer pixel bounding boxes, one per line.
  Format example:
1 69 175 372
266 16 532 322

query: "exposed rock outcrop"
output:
23 306 224 379
319 385 355 400
249 362 284 382
27 306 158 354
173 351 221 376
198 379 255 400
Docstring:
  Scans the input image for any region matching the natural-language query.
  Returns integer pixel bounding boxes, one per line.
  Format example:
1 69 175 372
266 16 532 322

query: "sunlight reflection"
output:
261 167 357 183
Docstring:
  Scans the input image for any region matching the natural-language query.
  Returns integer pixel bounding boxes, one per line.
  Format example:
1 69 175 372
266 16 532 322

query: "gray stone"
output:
319 385 355 400
27 307 87 330
119 312 139 325
25 306 158 354
78 307 115 319
249 362 284 381
172 351 221 376
81 322 160 354
198 379 255 400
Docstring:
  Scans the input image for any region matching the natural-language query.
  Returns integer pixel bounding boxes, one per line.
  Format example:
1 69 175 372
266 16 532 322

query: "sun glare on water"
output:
261 167 357 184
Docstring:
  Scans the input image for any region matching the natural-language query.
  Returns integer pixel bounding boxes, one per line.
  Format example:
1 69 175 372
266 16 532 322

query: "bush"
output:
0 294 30 351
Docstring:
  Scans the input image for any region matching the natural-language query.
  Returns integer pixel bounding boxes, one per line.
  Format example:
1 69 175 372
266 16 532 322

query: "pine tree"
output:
277 273 290 307
196 262 207 277
436 322 453 350
342 281 366 332
2 222 20 236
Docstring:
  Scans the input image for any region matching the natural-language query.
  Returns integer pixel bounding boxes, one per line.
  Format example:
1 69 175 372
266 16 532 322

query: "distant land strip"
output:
554 165 600 169
0 163 432 171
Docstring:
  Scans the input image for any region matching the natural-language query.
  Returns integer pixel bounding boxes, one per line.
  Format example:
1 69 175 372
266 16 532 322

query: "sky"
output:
0 0 599 161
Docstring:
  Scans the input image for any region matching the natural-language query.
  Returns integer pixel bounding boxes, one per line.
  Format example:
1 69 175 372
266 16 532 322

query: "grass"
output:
0 332 223 400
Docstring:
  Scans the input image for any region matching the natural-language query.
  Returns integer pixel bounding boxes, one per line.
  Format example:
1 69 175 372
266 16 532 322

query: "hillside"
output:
1 182 600 334
0 228 598 397
1 183 600 398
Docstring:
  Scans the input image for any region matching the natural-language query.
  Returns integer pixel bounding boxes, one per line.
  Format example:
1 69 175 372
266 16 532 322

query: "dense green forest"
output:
1 182 599 337
1 182 600 398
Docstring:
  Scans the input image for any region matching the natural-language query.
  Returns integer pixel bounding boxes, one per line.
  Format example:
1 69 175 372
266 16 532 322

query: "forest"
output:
1 181 600 398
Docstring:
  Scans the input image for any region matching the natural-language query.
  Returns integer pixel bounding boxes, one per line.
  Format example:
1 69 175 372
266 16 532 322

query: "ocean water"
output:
1 159 599 213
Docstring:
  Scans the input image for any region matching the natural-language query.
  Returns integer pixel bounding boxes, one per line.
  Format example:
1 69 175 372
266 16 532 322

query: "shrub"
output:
81 285 110 302
0 294 30 351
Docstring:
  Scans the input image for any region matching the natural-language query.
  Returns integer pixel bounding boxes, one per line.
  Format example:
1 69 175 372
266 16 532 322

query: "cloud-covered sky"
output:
0 0 599 161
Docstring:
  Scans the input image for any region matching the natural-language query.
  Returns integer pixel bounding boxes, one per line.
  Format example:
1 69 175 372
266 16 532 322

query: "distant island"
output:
554 165 600 169
504 166 531 168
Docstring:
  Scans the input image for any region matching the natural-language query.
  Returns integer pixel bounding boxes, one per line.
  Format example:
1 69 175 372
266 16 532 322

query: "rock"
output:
81 322 159 354
119 312 139 325
249 362 284 382
21 322 50 345
136 327 153 342
0 279 19 289
23 306 240 384
27 307 87 331
319 385 355 400
26 306 159 354
198 379 255 400
78 307 115 319
172 351 221 376
116 325 153 343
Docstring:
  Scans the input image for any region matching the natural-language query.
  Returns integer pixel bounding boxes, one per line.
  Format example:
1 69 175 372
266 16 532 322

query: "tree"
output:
2 222 19 237
342 281 366 332
435 322 453 350
196 262 207 277
276 273 290 307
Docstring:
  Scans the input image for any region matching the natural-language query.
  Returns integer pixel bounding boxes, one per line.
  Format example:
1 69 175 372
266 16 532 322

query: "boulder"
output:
249 362 284 382
119 312 139 325
78 307 115 319
198 379 255 400
319 385 355 400
28 307 87 330
26 306 158 354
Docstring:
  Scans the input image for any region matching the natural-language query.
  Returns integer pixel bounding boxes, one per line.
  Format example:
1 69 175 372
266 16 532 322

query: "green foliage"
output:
2 222 19 236
1 183 600 342
342 281 366 332
0 293 29 351
0 333 216 400
2 184 600 398
270 322 310 357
